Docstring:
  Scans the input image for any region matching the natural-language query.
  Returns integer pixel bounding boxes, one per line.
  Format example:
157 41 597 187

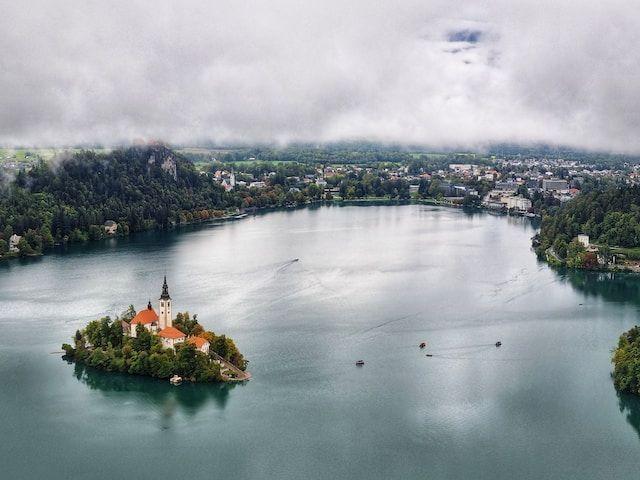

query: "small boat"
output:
169 375 182 385
292 258 299 262
419 342 426 349
355 360 365 366
495 341 502 347
426 354 433 357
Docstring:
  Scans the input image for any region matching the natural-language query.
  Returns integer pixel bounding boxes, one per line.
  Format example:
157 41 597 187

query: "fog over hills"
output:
2 1 639 152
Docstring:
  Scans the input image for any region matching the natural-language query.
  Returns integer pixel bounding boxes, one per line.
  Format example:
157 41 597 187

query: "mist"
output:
2 1 639 152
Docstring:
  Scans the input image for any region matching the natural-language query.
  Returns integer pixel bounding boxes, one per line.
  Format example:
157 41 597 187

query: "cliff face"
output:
146 144 177 180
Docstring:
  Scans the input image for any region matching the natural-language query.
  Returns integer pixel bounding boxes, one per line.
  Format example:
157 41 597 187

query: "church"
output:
123 277 209 353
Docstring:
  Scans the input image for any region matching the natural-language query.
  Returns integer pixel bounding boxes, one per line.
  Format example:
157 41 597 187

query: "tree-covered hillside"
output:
0 145 238 255
537 186 640 258
613 325 640 396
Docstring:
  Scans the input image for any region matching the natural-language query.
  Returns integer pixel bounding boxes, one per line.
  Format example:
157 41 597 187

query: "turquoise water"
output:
2 205 640 479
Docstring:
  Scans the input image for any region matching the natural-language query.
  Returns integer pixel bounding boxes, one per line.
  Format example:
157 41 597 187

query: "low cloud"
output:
1 0 639 152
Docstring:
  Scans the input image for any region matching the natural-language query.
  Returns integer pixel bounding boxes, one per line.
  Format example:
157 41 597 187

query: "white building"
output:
9 234 21 253
159 326 186 349
505 196 532 212
188 336 210 354
103 220 118 235
577 234 590 248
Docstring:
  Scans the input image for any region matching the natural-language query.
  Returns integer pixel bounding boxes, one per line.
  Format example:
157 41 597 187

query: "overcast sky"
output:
2 1 639 151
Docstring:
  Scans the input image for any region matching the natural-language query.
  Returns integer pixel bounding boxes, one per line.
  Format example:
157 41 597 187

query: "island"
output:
612 325 640 395
62 277 249 383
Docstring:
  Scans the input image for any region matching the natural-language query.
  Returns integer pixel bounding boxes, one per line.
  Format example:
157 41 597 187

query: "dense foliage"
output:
612 326 640 395
208 144 446 165
61 309 246 383
0 145 239 257
536 186 640 265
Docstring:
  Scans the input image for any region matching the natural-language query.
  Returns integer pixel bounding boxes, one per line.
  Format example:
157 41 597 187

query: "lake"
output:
2 204 640 479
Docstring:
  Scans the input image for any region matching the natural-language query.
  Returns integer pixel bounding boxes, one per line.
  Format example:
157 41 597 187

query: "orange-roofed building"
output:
123 277 174 338
188 336 210 354
128 301 159 338
158 326 186 349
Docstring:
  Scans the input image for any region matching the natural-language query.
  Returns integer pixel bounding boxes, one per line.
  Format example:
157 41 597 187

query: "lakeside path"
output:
210 351 251 382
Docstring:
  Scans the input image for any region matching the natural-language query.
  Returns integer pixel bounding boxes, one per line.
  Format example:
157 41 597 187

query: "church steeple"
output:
160 275 170 300
158 276 172 329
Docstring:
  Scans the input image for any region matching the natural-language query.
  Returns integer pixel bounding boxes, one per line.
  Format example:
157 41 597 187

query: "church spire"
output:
160 275 170 300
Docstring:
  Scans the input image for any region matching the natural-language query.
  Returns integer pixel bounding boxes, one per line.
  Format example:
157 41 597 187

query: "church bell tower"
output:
159 276 172 329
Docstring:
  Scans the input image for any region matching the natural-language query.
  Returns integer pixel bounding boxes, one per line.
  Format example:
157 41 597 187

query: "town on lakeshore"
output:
1 143 637 262
61 277 249 384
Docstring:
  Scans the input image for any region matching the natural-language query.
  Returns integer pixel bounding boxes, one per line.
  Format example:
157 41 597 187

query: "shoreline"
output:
0 198 537 264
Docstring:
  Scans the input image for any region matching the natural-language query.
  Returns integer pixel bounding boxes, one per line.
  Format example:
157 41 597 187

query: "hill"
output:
0 145 238 256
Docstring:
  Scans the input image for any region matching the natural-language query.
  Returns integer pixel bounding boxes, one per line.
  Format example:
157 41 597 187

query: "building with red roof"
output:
158 326 187 349
188 336 210 354
127 301 159 338
124 277 177 341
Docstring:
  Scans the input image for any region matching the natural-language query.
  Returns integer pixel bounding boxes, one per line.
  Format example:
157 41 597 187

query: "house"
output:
103 220 118 235
482 190 507 210
9 234 21 253
542 179 568 192
159 326 186 349
188 336 210 354
505 196 532 212
494 181 518 192
577 234 590 248
221 179 234 192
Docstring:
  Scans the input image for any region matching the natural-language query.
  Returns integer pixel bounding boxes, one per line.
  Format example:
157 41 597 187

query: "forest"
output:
0 145 240 256
536 186 640 260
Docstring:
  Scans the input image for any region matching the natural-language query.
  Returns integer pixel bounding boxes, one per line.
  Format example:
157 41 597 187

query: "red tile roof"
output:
131 308 159 325
188 336 209 348
158 326 186 339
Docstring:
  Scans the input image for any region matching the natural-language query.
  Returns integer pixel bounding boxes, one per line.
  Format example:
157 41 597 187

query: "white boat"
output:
169 375 182 385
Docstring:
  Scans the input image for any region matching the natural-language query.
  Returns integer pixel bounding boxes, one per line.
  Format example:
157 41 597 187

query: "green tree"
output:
175 342 198 378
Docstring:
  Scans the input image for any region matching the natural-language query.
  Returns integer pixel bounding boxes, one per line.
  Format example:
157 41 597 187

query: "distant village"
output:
207 154 631 216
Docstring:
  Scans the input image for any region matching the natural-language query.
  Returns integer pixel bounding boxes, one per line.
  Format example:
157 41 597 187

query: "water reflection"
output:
70 361 240 423
564 269 640 306
618 392 640 441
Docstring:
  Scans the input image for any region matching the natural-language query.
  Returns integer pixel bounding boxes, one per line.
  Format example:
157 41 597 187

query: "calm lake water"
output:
2 205 640 479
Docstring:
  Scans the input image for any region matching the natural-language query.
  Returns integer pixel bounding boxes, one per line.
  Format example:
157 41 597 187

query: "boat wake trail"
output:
354 313 420 336
275 258 300 273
